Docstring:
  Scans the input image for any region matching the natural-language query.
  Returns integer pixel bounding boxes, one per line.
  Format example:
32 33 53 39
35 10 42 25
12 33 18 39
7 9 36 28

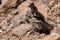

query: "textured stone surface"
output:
0 0 60 40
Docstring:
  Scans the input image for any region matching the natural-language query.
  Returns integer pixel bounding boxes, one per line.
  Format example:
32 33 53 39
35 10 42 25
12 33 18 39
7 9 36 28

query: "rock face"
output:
0 0 60 40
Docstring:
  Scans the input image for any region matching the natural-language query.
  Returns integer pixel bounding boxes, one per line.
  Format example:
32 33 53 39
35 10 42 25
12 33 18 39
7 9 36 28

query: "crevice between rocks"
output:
0 0 2 5
12 0 26 9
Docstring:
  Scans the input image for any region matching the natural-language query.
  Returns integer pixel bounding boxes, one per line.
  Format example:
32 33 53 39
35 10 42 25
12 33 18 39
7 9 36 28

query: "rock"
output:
42 34 60 40
0 0 59 40
10 24 34 37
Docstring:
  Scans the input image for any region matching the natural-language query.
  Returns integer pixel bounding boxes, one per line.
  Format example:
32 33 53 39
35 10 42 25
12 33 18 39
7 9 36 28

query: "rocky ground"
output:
0 0 60 40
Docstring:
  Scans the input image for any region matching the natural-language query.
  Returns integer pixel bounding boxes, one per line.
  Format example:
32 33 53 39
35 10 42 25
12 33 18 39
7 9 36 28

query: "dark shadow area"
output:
35 28 50 35
57 37 60 40
12 0 25 9
29 3 53 35
0 0 2 5
14 12 19 15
